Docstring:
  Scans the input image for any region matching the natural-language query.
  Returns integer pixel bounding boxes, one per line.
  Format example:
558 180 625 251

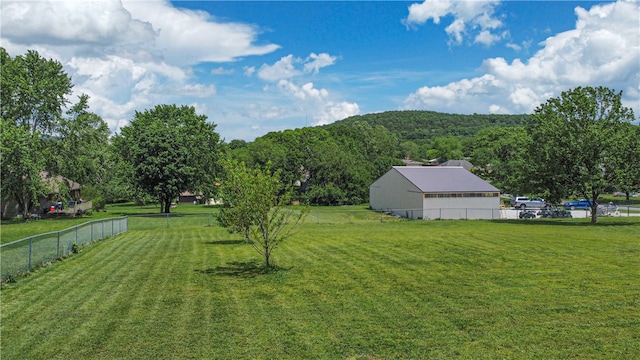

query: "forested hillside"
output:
226 110 530 206
329 110 528 143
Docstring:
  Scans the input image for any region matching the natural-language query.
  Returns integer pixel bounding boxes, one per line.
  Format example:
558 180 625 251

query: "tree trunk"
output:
161 197 171 214
18 195 30 220
590 204 598 224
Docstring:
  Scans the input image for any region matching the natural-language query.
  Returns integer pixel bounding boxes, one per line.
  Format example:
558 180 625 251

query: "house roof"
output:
392 166 499 193
401 159 424 166
440 159 473 170
41 172 81 194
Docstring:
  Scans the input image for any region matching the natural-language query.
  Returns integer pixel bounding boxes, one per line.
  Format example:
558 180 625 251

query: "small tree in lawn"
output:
218 160 307 269
217 159 256 242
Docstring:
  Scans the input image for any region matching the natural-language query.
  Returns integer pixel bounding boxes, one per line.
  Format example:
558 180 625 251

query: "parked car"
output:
519 210 537 219
563 199 597 210
513 196 547 209
538 208 573 218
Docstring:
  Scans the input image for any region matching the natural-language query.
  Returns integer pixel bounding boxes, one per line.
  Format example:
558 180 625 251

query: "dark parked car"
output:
564 199 597 210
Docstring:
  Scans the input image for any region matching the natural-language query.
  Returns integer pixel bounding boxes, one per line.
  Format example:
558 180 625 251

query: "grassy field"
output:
0 203 382 244
1 212 639 359
0 203 217 244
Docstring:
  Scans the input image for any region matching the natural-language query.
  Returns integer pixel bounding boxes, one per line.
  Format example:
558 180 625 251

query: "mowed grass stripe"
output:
1 218 639 359
284 221 637 358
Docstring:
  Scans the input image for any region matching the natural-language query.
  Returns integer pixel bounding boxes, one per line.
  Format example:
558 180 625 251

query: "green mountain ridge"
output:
325 110 528 142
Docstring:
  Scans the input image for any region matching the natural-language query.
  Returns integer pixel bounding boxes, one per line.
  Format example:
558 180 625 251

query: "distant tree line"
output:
2 48 639 225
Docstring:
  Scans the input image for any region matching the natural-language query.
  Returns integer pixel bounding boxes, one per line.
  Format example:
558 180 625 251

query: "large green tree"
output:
218 160 307 268
0 119 48 219
0 48 72 135
113 104 221 213
0 48 75 218
470 127 530 195
426 136 464 163
526 86 635 223
52 94 111 187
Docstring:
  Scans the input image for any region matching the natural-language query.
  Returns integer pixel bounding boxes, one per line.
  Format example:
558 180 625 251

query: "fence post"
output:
75 226 78 244
166 213 170 227
28 237 33 272
56 232 60 258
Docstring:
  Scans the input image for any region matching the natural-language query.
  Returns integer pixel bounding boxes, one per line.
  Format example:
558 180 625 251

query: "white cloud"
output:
403 0 453 25
475 30 506 47
258 52 338 82
244 66 256 77
314 102 361 126
403 0 640 116
0 0 280 135
304 53 337 74
1 1 156 48
277 80 329 100
269 80 359 126
211 67 234 75
506 42 522 51
177 84 217 98
258 55 302 81
120 0 280 65
252 53 355 127
404 0 503 46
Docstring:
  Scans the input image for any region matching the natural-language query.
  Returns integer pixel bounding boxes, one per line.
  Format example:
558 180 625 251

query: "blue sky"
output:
2 1 638 141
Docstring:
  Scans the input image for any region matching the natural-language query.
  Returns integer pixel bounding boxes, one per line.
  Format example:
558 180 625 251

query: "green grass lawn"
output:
0 203 218 244
1 215 639 359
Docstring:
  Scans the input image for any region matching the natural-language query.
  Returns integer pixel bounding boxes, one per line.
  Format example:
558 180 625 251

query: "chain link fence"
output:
1 217 128 282
127 207 640 230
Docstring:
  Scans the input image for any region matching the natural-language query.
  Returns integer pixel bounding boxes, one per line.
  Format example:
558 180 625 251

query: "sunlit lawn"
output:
0 202 219 244
1 215 639 359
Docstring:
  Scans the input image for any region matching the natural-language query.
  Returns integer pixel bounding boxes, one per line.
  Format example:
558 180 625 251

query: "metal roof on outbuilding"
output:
391 166 499 193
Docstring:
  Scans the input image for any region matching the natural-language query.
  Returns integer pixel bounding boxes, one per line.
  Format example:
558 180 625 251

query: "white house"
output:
369 166 501 220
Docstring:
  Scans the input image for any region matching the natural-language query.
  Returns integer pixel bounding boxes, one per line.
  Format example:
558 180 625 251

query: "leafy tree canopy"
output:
470 126 530 195
113 104 221 213
0 48 72 135
525 86 636 223
0 48 87 219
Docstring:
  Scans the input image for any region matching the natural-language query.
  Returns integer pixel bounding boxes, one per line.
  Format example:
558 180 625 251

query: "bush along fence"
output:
0 217 128 282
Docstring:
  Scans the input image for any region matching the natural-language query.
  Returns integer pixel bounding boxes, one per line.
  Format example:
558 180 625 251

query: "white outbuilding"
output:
369 166 501 220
